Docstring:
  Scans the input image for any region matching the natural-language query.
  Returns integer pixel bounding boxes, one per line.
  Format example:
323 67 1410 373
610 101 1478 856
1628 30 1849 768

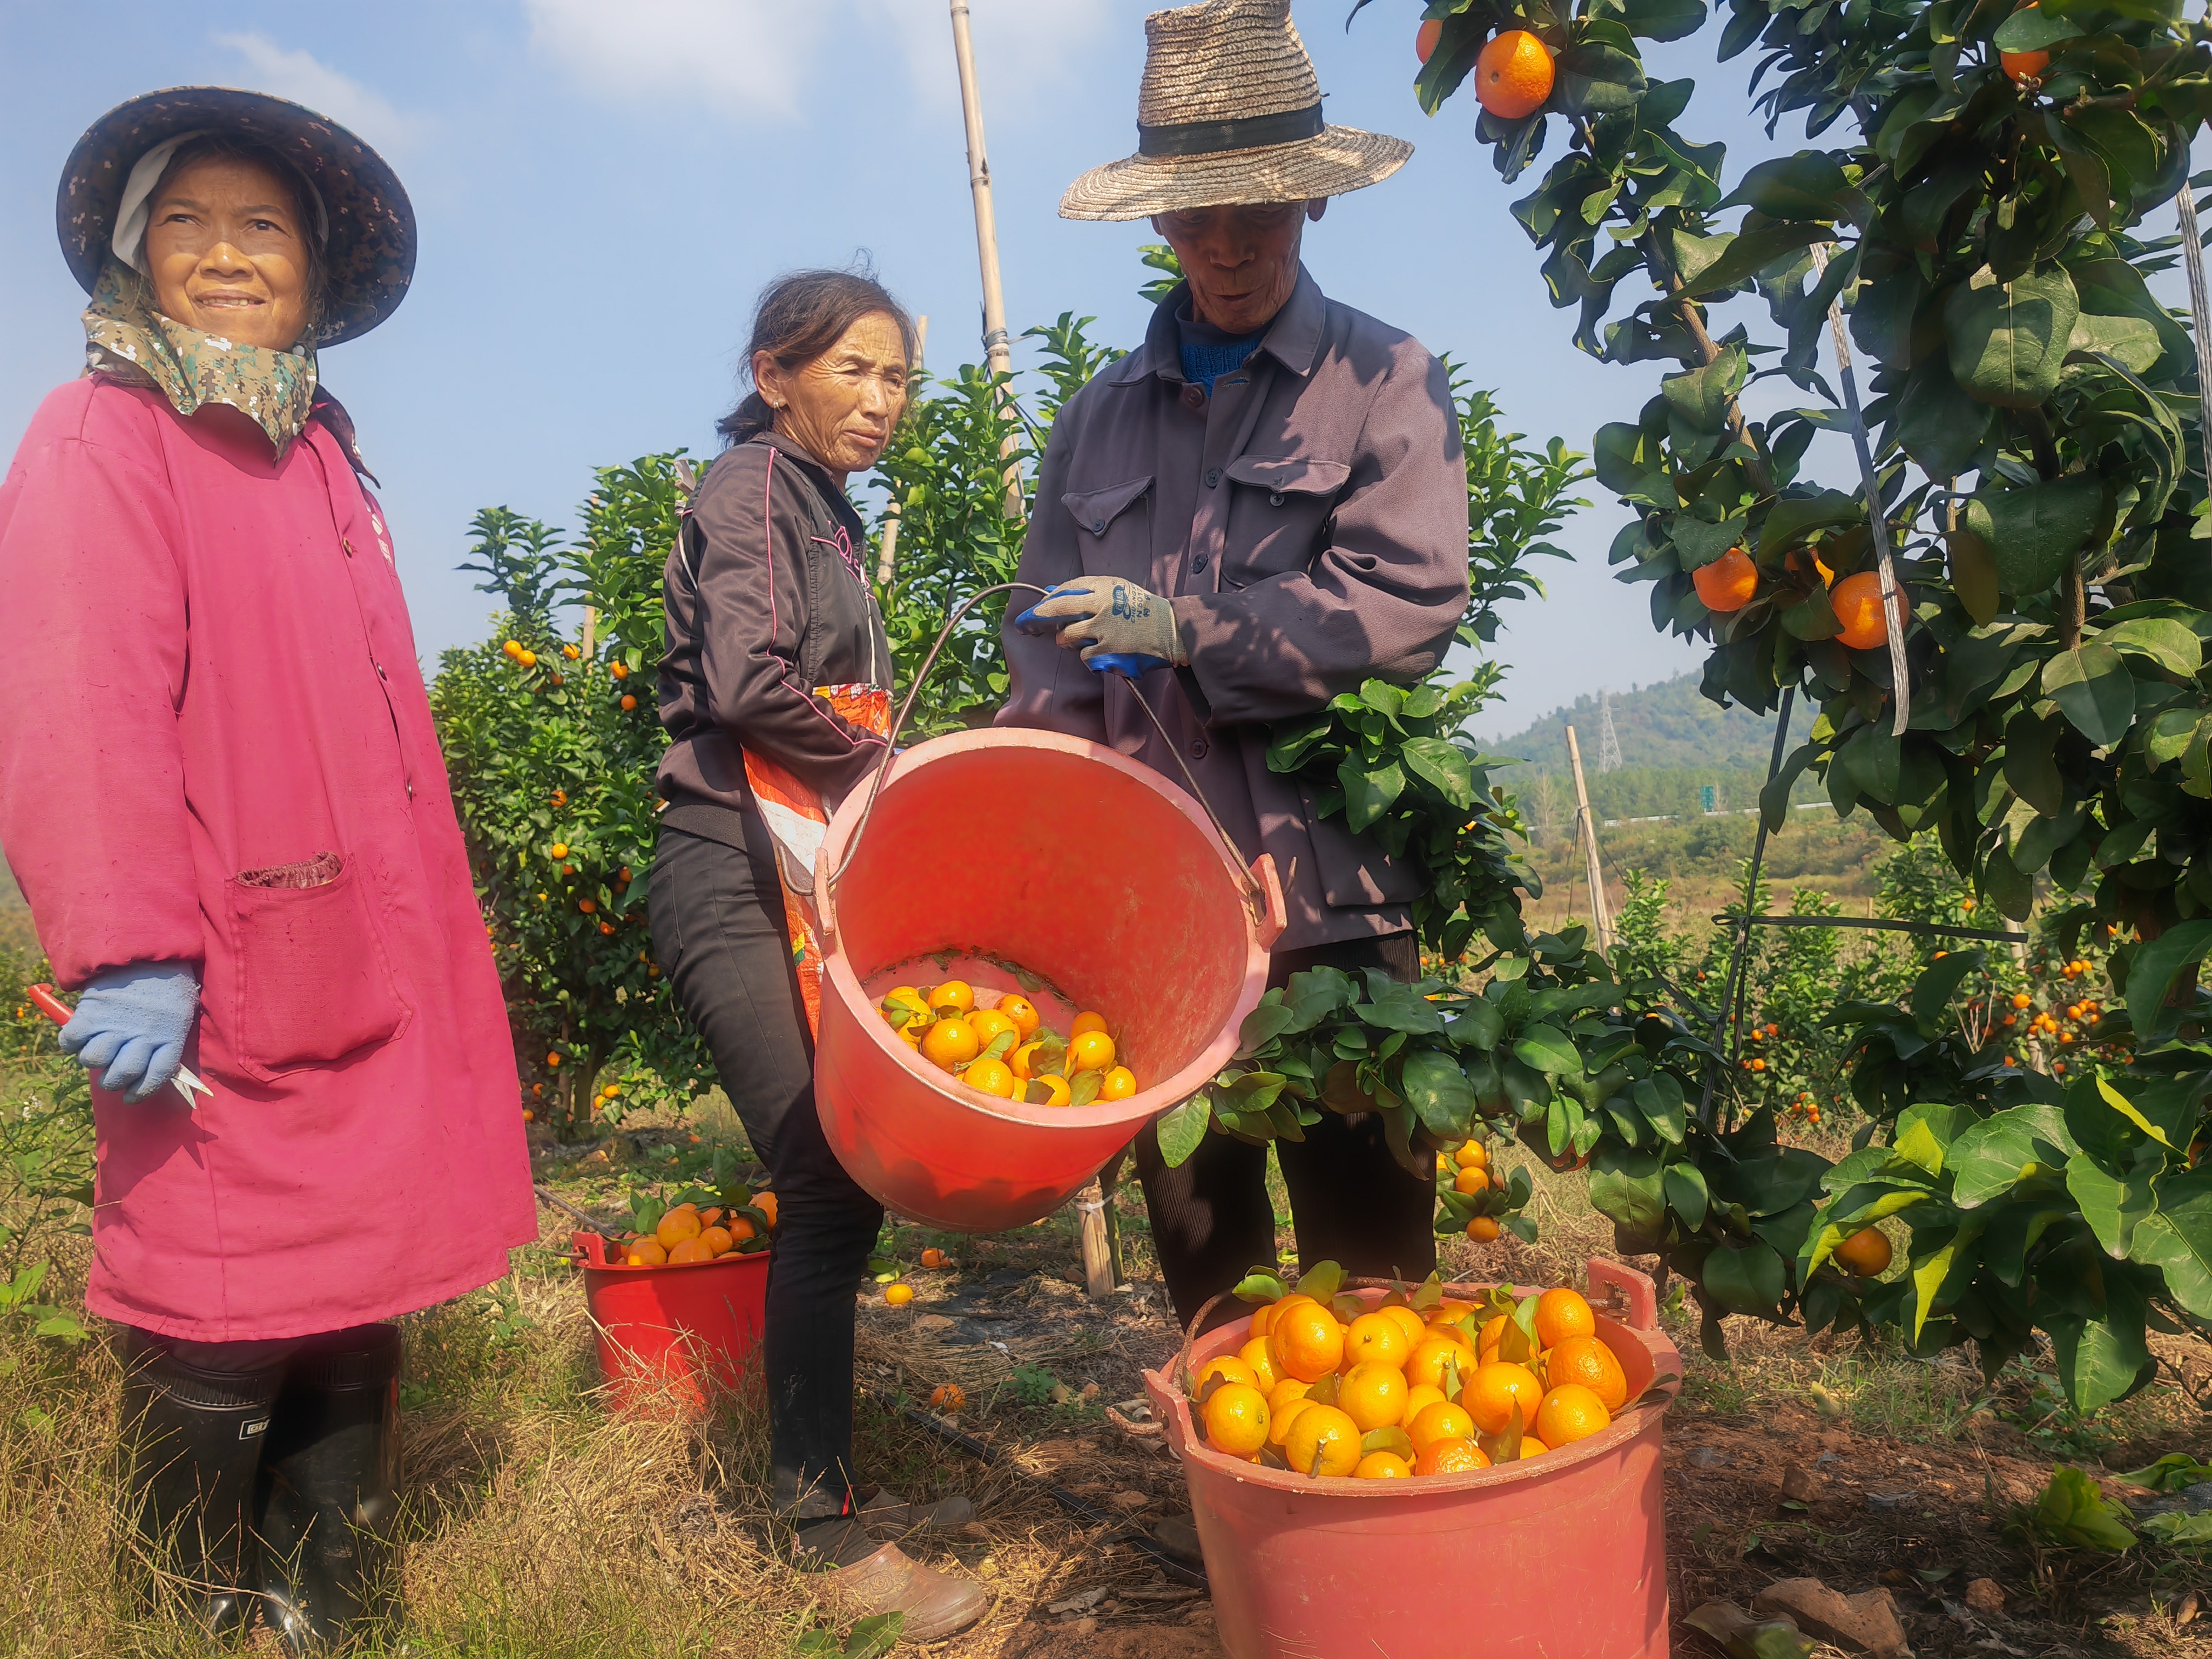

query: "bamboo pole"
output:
2176 183 2212 484
948 0 1025 521
875 315 929 588
1566 726 1615 953
1075 1178 1114 1299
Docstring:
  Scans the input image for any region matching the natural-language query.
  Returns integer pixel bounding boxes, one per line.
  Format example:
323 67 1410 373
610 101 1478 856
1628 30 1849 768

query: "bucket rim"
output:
1144 1280 1682 1498
818 728 1272 1131
572 1231 776 1276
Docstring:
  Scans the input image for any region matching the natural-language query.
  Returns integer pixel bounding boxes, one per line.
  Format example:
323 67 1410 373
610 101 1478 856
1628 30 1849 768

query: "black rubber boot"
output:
256 1325 403 1653
115 1330 285 1637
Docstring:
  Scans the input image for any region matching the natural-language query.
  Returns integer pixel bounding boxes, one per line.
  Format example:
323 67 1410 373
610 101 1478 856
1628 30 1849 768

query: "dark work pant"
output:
649 822 883 1520
1130 931 1440 1331
133 1324 390 1374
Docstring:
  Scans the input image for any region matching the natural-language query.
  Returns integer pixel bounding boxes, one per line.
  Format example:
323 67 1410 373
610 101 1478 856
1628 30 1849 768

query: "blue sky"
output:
4 2 2184 747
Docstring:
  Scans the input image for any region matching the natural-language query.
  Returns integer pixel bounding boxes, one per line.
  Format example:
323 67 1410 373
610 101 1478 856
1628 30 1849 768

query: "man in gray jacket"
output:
1001 0 1471 1326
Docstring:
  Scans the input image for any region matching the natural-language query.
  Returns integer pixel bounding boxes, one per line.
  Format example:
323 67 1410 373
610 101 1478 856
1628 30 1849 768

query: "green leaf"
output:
1446 999 1505 1050
2043 643 2135 748
2096 617 2202 678
2067 1153 2158 1260
1993 6 2085 49
2028 1465 2137 1552
1634 1074 1688 1145
2049 1278 2152 1416
1588 1145 1669 1240
1297 1260 1345 1299
1677 222 1836 300
1400 1049 1476 1139
1897 355 1995 482
1949 1105 2079 1209
2128 1169 2212 1320
845 1613 905 1658
1911 950 1985 1037
1513 1024 1583 1076
1231 1267 1288 1304
1359 983 1448 1036
1551 42 1648 116
1945 264 2080 409
1965 476 2102 597
1338 753 1405 833
2123 918 2212 1040
1704 1242 1789 1314
1155 1095 1211 1169
2120 1451 2212 1493
1717 152 1851 219
1400 738 1475 809
1663 1161 1711 1231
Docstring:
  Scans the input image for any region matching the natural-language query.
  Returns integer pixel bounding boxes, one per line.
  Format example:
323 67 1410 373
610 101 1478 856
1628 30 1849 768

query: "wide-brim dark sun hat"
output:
57 86 415 348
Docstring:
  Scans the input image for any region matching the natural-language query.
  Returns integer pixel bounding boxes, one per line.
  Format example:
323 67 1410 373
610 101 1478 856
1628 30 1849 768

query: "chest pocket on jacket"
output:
1061 476 1154 580
1222 455 1349 587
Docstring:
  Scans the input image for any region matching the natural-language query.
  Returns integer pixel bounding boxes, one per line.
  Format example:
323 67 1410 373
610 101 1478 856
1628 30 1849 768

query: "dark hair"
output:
152 133 329 336
719 264 915 444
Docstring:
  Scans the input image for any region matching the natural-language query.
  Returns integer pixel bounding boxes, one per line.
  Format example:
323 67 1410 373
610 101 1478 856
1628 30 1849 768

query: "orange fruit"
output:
968 1008 1019 1049
1202 1383 1272 1457
1415 18 1442 63
625 1238 668 1267
995 993 1040 1036
1534 1288 1596 1349
927 981 975 1014
1356 1449 1412 1479
1283 1403 1362 1478
754 1192 778 1228
698 1225 733 1257
666 1237 711 1264
1024 1073 1073 1107
964 1055 1017 1097
1378 1305 1428 1350
1454 1166 1490 1195
1517 1434 1551 1459
1271 1301 1346 1382
1069 1011 1109 1038
656 1205 703 1250
1403 1382 1447 1422
1067 1030 1116 1074
1535 1382 1613 1447
920 1017 981 1071
1338 1362 1410 1432
2001 46 2049 80
1406 1399 1476 1455
1266 1377 1312 1415
1407 1336 1473 1392
1464 1361 1546 1437
1249 1301 1282 1341
1099 1065 1138 1100
1267 1395 1317 1448
1836 1226 1893 1277
1465 1216 1502 1242
1545 1334 1629 1413
921 1246 947 1268
1454 1141 1488 1170
885 1283 915 1306
1691 546 1758 612
1237 1336 1283 1394
1414 1436 1491 1476
1195 1355 1259 1395
610 660 629 679
1344 1312 1415 1371
1008 1040 1041 1079
1831 570 1894 650
1474 29 1555 119
929 1382 966 1412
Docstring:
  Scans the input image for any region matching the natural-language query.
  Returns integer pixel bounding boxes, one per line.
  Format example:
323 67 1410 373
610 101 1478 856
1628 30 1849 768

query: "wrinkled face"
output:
756 312 911 478
143 154 312 352
1150 199 1327 334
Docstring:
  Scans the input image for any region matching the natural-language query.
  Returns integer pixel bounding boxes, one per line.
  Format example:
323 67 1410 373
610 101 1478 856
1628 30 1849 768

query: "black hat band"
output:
1136 102 1324 158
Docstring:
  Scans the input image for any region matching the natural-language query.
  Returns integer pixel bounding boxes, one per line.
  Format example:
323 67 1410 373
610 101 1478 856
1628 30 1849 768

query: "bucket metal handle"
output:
826 579 1281 940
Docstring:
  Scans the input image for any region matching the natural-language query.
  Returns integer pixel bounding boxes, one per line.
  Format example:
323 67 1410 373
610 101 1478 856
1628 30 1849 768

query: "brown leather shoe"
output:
814 1531 990 1641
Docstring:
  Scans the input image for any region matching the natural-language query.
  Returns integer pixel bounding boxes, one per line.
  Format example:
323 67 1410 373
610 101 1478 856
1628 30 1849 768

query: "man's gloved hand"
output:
59 963 201 1103
1015 576 1188 668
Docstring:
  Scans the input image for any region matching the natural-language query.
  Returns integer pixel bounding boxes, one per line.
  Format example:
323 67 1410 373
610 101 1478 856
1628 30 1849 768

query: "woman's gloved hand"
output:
1015 576 1187 668
59 963 201 1102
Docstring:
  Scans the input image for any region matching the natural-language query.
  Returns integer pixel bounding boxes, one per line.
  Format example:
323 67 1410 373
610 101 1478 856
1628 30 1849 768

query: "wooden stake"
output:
581 606 596 661
875 315 928 589
1566 725 1615 952
1075 1178 1114 1299
948 0 1025 521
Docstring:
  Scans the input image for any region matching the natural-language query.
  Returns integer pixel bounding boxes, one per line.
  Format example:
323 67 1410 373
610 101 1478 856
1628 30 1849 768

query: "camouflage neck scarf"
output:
80 260 318 453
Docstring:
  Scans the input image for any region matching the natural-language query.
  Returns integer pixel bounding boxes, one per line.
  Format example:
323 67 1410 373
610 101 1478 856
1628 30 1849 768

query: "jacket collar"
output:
1136 264 1326 386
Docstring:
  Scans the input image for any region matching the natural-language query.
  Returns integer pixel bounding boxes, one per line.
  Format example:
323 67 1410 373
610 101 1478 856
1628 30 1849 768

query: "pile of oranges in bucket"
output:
1188 1267 1636 1481
878 979 1138 1107
598 1194 777 1267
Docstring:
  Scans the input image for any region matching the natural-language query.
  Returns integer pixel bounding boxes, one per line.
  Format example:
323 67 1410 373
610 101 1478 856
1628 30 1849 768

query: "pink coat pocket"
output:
222 854 410 1081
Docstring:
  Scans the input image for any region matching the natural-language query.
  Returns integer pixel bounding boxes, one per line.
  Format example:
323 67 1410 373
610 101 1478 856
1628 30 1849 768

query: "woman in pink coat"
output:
0 89 534 1648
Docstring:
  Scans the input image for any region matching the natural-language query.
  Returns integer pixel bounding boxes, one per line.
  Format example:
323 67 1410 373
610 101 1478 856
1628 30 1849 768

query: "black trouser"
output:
1130 932 1440 1331
650 821 883 1520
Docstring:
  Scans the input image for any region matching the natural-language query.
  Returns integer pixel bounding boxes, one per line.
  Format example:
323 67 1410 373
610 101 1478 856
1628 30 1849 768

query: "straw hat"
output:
1061 0 1412 222
56 87 415 347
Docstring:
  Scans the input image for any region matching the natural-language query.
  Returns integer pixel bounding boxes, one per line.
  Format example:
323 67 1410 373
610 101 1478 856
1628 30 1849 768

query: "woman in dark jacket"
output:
650 270 986 1638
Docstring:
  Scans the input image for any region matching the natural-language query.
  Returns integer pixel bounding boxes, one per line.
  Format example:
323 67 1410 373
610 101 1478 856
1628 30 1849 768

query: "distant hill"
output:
1482 671 1791 774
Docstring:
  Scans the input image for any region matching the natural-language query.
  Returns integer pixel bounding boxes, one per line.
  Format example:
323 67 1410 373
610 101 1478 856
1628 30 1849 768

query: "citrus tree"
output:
1363 0 2212 1399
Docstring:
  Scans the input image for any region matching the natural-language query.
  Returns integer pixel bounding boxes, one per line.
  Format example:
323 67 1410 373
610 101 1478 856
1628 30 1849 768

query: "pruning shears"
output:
1013 586 1171 680
25 983 213 1109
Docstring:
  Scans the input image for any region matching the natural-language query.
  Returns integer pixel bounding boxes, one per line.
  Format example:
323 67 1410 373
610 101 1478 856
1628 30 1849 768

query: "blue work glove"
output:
1015 576 1187 672
59 963 200 1103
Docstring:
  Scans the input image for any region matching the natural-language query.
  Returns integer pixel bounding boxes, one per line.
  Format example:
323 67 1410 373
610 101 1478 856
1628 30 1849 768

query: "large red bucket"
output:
1144 1260 1680 1659
573 1231 770 1415
812 729 1284 1232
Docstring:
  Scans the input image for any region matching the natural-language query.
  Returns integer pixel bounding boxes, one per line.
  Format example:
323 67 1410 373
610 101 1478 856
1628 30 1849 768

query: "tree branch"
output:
1642 230 1776 497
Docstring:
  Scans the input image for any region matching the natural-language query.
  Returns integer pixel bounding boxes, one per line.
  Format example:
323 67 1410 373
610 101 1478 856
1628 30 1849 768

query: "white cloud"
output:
522 0 1115 123
213 33 426 154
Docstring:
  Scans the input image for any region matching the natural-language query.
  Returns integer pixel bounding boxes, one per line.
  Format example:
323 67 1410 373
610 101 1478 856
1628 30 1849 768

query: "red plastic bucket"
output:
572 1231 770 1415
811 730 1284 1232
1144 1260 1680 1659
